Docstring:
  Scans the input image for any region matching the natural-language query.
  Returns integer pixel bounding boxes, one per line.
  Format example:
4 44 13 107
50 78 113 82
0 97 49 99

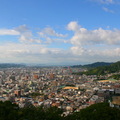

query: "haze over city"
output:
0 0 120 65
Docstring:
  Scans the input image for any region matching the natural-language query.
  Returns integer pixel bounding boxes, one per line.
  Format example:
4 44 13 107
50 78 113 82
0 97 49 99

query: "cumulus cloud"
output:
15 25 29 33
39 27 66 37
38 27 67 43
70 46 85 55
0 25 67 44
0 42 63 58
67 21 81 31
67 21 120 46
65 21 120 63
0 25 42 43
0 42 75 64
101 48 120 56
70 45 120 62
0 22 120 64
19 34 42 43
15 25 42 43
0 42 119 65
89 48 120 57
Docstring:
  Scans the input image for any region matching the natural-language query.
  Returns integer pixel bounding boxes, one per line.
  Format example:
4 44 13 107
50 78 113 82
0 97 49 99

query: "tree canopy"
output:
0 101 120 120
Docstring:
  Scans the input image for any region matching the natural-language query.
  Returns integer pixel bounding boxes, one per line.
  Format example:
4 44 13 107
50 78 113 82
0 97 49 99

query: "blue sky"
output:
0 0 120 65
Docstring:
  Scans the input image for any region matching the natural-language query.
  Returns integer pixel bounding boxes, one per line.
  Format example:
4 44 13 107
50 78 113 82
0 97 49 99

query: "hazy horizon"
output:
0 61 115 67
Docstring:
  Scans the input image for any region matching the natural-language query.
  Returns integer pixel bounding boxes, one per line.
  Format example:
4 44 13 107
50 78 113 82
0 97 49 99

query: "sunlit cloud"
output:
67 21 120 46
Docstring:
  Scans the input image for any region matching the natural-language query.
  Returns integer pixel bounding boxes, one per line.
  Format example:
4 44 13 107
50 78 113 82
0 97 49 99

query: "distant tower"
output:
33 74 39 79
49 73 55 79
0 79 2 85
14 90 21 97
0 75 3 85
68 66 72 73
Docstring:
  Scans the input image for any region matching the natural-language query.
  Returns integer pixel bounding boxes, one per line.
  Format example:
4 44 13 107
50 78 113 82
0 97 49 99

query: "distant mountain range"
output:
0 63 26 68
0 62 118 71
71 62 113 68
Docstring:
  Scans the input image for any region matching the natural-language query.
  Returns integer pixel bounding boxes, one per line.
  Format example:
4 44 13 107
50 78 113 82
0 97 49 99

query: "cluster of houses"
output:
0 67 120 115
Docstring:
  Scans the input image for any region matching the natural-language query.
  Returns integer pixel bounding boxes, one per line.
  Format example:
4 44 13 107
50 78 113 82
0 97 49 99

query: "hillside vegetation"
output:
0 101 120 120
76 61 120 76
71 62 112 69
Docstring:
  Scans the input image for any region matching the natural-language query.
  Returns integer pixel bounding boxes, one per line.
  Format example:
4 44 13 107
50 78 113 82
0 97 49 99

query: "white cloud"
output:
100 0 114 4
90 0 120 5
38 27 67 43
67 21 120 46
39 27 66 37
0 25 42 44
0 29 19 35
88 47 120 57
67 21 80 31
90 0 118 14
0 22 120 64
71 46 85 55
0 41 119 65
65 21 120 63
101 48 120 56
19 34 42 43
0 25 67 44
69 45 120 63
91 0 114 4
102 7 114 13
15 25 42 43
0 42 67 64
15 25 29 33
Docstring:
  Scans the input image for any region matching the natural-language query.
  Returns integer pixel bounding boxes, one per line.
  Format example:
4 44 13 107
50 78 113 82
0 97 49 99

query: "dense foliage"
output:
65 103 120 120
0 101 63 120
29 92 43 97
0 101 120 120
0 101 19 120
109 74 120 80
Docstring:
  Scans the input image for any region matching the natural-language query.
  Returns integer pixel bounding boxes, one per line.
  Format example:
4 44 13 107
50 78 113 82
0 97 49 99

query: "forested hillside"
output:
71 62 112 69
76 61 120 75
0 101 120 120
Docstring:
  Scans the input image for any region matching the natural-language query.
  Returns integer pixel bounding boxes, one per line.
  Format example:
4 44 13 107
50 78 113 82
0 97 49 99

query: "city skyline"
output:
0 0 120 65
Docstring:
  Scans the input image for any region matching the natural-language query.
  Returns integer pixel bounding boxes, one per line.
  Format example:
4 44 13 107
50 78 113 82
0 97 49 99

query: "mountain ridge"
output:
71 62 113 68
77 61 120 75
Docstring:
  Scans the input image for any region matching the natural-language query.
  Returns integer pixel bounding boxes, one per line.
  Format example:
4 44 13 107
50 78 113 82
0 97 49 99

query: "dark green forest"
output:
0 101 120 120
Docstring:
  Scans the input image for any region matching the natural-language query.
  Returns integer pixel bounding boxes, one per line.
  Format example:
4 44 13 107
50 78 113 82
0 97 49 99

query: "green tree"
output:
65 103 120 120
0 101 19 120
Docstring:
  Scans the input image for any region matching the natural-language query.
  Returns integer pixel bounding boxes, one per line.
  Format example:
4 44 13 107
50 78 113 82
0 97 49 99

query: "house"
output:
109 96 120 109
